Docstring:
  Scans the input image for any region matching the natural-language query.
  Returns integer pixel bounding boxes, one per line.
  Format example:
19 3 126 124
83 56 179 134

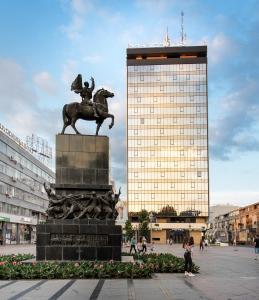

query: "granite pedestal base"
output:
36 219 122 261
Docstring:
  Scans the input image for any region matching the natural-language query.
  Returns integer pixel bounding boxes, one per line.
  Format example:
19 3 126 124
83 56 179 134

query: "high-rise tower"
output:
127 46 209 243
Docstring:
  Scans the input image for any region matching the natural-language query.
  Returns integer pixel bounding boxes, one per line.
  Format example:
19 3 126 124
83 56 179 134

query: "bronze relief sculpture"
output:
61 74 115 135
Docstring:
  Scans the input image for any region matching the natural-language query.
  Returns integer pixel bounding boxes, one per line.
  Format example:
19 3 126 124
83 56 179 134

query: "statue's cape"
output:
71 74 83 93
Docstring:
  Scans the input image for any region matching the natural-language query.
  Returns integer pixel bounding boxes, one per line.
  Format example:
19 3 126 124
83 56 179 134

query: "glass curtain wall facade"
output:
127 46 209 218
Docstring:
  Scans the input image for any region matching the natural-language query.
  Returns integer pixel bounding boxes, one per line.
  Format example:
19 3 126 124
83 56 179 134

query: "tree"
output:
139 220 149 240
124 219 134 241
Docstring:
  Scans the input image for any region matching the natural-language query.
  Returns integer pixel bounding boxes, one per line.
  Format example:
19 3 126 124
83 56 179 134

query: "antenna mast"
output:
180 11 187 45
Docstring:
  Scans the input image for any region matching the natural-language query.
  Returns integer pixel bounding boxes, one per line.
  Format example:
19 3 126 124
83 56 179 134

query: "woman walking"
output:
183 236 195 277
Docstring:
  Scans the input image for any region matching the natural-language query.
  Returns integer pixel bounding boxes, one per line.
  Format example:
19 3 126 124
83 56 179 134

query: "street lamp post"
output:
149 212 154 244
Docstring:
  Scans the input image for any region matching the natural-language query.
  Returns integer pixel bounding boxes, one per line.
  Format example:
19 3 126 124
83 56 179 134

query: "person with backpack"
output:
183 236 195 277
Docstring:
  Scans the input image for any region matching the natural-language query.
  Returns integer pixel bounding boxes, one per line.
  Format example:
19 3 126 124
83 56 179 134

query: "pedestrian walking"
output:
253 234 259 260
183 236 195 277
142 237 147 253
199 236 205 251
129 236 137 254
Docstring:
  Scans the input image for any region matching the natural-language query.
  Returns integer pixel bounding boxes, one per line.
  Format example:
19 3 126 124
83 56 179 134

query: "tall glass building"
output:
127 46 209 243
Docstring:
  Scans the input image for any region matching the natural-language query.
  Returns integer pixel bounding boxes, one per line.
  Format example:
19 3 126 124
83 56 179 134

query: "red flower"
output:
0 261 6 266
12 261 17 266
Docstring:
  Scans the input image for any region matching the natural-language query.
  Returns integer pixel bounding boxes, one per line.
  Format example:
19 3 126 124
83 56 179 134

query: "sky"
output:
0 0 259 207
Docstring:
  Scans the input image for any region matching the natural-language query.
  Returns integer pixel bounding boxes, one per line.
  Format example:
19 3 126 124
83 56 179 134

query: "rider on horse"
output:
71 74 98 118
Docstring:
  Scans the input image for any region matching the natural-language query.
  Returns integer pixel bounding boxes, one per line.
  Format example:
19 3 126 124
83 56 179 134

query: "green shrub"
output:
0 252 199 280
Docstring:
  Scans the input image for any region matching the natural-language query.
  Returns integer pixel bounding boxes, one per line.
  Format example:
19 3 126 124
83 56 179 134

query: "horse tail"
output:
62 104 69 124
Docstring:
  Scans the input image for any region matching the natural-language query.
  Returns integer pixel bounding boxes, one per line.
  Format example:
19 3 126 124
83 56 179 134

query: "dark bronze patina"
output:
61 74 115 135
44 183 120 221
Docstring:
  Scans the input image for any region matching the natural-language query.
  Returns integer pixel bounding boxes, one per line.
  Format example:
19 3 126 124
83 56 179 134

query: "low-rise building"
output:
211 202 259 244
0 124 54 245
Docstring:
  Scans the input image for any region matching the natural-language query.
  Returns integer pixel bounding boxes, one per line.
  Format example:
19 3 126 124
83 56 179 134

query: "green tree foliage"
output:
139 220 149 240
138 209 149 223
124 219 134 241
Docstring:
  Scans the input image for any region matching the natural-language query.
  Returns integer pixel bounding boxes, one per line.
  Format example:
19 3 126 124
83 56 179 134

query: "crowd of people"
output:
128 236 154 254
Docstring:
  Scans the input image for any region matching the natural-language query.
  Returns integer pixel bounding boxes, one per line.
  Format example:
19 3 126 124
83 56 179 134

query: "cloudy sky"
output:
0 0 259 206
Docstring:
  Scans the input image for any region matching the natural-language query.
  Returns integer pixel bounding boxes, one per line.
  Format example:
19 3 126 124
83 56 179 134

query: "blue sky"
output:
0 0 259 206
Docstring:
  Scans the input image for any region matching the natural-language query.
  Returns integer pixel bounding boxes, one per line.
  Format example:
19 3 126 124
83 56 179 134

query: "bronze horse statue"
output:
61 88 114 135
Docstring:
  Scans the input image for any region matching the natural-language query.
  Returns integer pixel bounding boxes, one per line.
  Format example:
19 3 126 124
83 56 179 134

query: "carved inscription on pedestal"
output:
50 234 108 246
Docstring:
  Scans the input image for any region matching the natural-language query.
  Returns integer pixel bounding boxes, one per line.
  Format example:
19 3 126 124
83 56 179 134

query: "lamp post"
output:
149 212 154 244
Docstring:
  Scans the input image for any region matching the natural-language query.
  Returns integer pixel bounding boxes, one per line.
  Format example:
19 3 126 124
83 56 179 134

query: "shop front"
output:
0 214 36 245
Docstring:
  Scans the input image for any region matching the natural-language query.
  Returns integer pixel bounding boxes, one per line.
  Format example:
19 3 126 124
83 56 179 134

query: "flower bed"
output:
0 253 199 280
123 252 200 273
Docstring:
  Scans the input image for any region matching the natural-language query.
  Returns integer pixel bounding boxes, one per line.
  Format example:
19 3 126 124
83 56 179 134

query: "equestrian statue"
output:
61 74 115 135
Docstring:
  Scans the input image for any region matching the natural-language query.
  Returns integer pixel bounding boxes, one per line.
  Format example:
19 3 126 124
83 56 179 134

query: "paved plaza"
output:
0 244 258 300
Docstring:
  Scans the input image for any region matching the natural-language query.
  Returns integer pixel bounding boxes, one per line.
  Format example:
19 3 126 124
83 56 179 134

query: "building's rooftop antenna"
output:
180 11 187 45
163 26 171 47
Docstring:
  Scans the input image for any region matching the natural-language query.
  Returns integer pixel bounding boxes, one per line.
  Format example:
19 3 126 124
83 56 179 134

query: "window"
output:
170 139 174 145
174 161 178 167
160 129 164 134
186 74 190 80
197 171 202 177
191 182 195 188
153 96 158 102
198 193 202 199
138 182 142 188
190 140 194 145
154 140 158 145
180 128 184 134
134 172 138 178
173 118 177 124
151 151 155 156
196 85 200 91
150 65 154 71
180 150 184 156
181 193 185 199
134 129 138 135
157 161 161 167
197 150 201 156
171 183 175 188
141 161 145 167
134 151 138 157
137 140 141 145
190 161 195 167
157 118 161 124
156 75 160 81
197 128 201 135
190 96 194 102
173 74 177 80
180 107 184 112
154 183 158 188
135 194 138 199
150 107 154 113
196 64 200 69
161 172 165 177
140 118 144 124
134 66 138 71
180 85 184 92
134 107 138 113
197 106 201 112
181 172 185 177
151 193 155 199
160 85 164 91
140 75 144 81
137 97 141 103
170 96 174 102
134 86 138 93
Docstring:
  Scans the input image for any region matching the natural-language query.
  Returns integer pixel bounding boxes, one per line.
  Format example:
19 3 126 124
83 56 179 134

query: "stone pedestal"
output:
37 219 121 261
55 134 111 196
36 134 122 261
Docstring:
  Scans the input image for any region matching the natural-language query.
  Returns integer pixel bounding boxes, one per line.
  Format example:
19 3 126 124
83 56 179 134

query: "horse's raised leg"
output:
71 118 81 134
106 114 114 129
96 120 104 135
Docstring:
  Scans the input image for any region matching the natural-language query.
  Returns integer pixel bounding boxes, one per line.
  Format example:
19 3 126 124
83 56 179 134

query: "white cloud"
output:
83 54 103 64
60 0 93 40
61 59 78 86
209 32 238 64
211 191 259 207
33 71 57 95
